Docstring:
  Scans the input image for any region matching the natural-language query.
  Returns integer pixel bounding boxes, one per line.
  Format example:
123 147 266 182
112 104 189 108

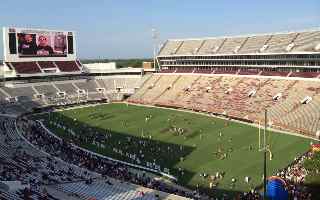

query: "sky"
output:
0 0 319 59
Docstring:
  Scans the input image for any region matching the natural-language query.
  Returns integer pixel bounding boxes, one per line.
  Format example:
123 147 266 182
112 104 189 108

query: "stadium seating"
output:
159 30 320 57
292 31 320 52
54 180 157 200
175 67 194 73
55 61 80 72
161 68 176 73
213 67 238 74
238 35 271 54
197 38 225 54
289 71 319 78
193 67 213 74
264 33 298 53
130 74 320 137
55 82 78 95
260 71 289 77
176 40 202 55
218 37 247 54
1 86 35 98
38 61 56 69
74 79 99 93
159 40 183 55
34 84 58 97
10 62 41 74
238 68 260 75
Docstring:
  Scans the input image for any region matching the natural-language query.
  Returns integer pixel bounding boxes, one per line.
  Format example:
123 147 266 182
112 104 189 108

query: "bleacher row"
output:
5 60 82 74
129 74 320 138
0 117 98 200
0 77 145 115
0 116 189 200
159 30 320 55
160 67 320 79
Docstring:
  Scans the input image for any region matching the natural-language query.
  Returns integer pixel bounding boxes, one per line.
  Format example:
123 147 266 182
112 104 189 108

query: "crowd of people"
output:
18 117 199 199
276 151 315 200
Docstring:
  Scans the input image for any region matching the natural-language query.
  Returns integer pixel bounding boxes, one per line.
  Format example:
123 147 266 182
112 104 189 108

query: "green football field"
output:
36 103 313 196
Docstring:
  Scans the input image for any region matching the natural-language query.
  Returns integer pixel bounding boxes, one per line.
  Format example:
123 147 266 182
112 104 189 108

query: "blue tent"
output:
266 177 288 200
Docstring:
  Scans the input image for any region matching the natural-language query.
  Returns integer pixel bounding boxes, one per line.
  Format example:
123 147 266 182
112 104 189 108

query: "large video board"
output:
3 27 76 62
17 31 67 57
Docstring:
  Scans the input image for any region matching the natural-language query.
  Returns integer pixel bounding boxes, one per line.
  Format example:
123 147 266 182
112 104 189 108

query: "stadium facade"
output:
157 29 320 78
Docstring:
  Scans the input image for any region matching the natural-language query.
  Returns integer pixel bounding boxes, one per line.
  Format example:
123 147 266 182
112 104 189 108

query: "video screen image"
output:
17 31 67 57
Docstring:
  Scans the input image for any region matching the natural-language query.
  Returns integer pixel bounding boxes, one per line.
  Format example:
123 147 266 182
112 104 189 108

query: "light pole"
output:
259 109 269 199
263 109 267 200
152 28 159 70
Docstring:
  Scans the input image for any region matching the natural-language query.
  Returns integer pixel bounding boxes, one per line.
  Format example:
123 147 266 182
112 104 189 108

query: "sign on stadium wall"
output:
2 27 77 62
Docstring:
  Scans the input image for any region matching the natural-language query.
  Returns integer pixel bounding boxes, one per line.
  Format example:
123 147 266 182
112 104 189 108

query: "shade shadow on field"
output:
37 111 256 199
42 112 195 180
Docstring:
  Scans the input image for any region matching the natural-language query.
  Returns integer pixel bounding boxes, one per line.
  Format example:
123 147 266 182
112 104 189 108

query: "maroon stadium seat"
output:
10 62 41 74
55 61 80 72
38 61 56 69
260 71 289 77
289 71 319 78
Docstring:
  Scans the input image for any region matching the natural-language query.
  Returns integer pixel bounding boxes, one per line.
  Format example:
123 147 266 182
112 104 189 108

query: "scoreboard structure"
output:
3 27 77 62
2 27 82 77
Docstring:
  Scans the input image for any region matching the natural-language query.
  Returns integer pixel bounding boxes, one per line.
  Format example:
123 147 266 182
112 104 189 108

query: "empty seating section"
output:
75 80 98 92
176 40 202 55
159 30 320 56
115 78 126 88
238 69 260 75
1 86 35 98
265 33 298 53
193 68 213 74
290 71 319 78
55 61 80 72
279 97 320 134
260 71 289 77
218 37 247 54
159 40 183 55
125 78 141 88
34 84 58 96
130 75 162 102
247 79 294 120
0 76 144 115
292 31 320 51
10 62 41 74
55 82 78 95
176 67 194 73
213 68 238 74
239 35 271 53
161 68 176 73
100 79 115 90
264 81 315 122
141 75 177 103
38 61 56 68
155 75 198 104
130 74 320 137
54 180 157 200
197 38 225 54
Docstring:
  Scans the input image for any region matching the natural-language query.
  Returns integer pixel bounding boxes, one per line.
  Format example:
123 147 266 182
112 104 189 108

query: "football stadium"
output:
1 2 320 200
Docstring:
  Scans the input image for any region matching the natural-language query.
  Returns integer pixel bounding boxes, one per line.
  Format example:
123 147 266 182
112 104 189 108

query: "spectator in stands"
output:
18 34 37 55
36 35 54 56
